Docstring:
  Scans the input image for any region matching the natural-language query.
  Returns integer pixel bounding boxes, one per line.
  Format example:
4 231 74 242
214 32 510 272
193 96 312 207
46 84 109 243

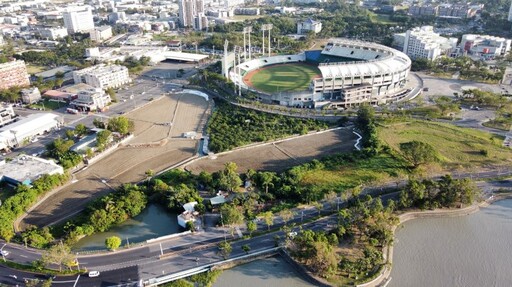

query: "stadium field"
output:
243 63 321 94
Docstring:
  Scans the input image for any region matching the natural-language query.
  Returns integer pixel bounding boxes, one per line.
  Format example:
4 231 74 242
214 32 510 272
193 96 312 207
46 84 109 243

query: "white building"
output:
460 34 511 57
0 104 16 127
178 0 204 27
21 87 41 104
90 26 113 42
0 155 64 185
63 9 94 34
297 19 322 35
39 27 68 40
401 26 457 60
0 35 4 46
70 88 111 111
0 113 62 150
73 64 131 89
177 201 199 228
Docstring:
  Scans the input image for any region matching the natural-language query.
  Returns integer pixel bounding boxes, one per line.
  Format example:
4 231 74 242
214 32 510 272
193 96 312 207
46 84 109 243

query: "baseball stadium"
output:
230 38 412 108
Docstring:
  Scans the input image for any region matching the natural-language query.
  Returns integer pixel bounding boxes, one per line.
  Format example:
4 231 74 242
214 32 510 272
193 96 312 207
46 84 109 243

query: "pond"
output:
72 204 182 251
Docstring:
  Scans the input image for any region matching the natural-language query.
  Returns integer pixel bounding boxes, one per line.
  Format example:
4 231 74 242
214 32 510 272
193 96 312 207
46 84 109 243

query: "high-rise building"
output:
0 60 30 90
178 0 204 27
63 9 94 34
194 13 208 31
402 26 457 60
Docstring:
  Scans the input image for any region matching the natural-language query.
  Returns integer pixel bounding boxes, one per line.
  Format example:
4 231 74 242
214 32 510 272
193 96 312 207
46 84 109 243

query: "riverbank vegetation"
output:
288 175 480 285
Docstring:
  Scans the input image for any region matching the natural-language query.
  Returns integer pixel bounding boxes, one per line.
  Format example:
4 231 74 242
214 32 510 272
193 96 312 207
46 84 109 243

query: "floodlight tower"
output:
261 24 272 57
243 26 253 60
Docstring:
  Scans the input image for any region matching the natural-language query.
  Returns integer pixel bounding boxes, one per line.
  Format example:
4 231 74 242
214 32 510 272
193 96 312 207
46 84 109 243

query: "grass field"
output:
244 63 320 94
379 120 512 169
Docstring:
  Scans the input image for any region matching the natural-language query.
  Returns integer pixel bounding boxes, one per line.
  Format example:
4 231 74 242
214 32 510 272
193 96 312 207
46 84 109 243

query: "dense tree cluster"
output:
45 138 83 169
115 56 151 74
16 36 93 68
60 184 147 244
398 175 480 210
207 100 329 152
0 173 69 242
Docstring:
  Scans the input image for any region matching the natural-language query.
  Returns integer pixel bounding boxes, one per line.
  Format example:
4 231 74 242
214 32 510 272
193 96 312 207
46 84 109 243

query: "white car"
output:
1 250 9 256
88 271 100 277
288 232 298 238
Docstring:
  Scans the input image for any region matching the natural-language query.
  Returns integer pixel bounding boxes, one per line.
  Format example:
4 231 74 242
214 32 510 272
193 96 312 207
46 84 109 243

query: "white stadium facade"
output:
230 38 413 108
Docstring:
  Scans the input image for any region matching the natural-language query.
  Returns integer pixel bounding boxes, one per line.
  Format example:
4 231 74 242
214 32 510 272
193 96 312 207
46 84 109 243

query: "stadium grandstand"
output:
232 38 413 108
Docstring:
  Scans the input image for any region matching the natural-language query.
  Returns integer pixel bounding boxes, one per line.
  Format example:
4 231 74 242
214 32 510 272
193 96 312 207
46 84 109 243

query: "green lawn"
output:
246 63 320 94
379 120 511 169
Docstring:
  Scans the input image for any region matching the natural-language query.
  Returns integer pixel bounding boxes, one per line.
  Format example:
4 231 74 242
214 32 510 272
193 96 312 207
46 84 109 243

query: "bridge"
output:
144 247 280 286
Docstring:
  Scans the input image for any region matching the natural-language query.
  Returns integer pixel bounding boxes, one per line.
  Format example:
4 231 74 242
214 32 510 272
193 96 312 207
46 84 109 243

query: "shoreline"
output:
358 192 512 287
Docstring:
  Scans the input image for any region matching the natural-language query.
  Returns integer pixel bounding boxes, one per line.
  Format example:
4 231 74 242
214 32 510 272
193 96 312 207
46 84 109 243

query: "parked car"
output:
88 271 100 277
1 250 9 256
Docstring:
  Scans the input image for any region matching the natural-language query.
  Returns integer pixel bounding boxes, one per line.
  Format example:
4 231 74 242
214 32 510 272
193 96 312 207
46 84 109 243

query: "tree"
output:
242 244 251 254
186 220 196 231
257 171 276 194
220 204 244 226
41 243 75 272
74 124 88 138
246 220 257 236
108 116 133 135
96 129 112 150
261 211 274 231
399 141 437 168
106 87 117 102
105 236 122 251
218 162 242 192
279 209 295 225
217 241 232 259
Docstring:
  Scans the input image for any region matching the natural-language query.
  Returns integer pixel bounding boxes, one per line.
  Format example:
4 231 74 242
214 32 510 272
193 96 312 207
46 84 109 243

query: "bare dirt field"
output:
20 94 209 229
185 128 356 173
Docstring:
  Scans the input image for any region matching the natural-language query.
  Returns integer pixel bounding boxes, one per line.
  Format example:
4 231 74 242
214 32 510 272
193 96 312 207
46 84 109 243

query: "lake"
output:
390 199 512 287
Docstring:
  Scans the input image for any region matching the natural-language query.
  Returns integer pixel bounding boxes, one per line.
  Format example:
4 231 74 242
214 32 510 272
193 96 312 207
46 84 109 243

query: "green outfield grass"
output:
245 63 320 94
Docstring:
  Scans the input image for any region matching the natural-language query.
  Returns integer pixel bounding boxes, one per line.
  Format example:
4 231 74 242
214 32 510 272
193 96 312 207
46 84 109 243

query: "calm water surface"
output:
390 199 512 287
72 204 181 251
214 256 314 287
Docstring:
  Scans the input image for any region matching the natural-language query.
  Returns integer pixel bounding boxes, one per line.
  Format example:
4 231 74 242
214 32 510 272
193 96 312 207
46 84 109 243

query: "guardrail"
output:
144 247 281 286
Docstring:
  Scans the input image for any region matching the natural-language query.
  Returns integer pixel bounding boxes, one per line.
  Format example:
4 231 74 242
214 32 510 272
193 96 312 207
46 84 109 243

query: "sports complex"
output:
229 38 413 109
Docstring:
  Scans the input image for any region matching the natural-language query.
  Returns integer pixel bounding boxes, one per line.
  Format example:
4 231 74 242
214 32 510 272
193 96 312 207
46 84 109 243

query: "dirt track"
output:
185 128 356 173
20 94 209 229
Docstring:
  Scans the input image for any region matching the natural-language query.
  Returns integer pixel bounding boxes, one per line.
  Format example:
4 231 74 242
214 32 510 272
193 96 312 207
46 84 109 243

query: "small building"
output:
0 104 16 127
167 40 182 51
0 155 64 185
71 133 97 153
38 27 68 40
70 88 111 112
90 26 113 42
297 18 322 35
43 90 76 103
21 87 41 104
209 191 228 206
177 201 199 228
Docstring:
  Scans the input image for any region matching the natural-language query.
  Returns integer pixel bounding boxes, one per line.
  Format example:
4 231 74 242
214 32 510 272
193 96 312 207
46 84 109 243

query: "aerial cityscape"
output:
0 0 511 286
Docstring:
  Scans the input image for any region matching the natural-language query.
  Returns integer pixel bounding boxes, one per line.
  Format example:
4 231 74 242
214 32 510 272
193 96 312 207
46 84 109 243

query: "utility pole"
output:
159 243 163 256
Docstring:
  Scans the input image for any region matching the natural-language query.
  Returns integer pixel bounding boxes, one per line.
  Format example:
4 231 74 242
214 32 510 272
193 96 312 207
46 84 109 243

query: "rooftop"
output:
0 155 63 185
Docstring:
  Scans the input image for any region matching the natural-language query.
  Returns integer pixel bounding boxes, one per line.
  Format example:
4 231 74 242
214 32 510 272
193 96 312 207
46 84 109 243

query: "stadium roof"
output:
162 51 209 62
